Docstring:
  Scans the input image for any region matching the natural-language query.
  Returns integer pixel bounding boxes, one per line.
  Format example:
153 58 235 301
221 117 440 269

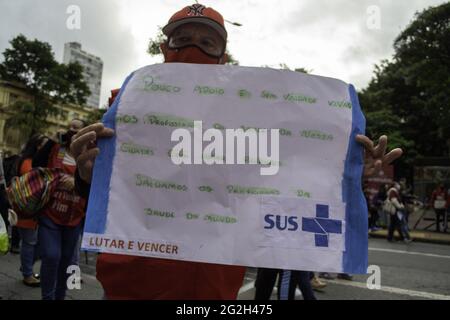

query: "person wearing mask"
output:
16 134 48 287
32 119 87 300
430 183 448 233
70 4 403 299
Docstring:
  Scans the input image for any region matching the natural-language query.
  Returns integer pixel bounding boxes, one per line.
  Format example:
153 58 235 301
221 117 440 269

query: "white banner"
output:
82 63 368 274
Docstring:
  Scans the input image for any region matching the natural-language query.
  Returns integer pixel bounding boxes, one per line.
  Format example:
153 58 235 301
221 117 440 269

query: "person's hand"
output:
70 123 115 184
356 135 403 177
60 175 75 191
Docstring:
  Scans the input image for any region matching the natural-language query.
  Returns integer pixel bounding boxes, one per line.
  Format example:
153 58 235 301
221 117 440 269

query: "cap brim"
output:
162 17 227 42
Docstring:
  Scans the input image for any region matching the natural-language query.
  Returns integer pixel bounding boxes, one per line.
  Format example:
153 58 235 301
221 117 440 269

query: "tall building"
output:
63 42 103 108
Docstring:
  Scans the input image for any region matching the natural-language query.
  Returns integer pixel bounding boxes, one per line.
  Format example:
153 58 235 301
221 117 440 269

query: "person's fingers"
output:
97 127 115 138
383 148 403 165
364 167 375 177
76 148 100 183
372 135 388 159
356 135 374 155
72 123 114 142
373 159 382 173
76 147 100 167
72 123 103 140
70 131 97 158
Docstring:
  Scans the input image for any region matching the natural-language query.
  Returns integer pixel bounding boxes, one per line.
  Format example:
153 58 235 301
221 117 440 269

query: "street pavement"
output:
239 238 450 300
1 238 449 300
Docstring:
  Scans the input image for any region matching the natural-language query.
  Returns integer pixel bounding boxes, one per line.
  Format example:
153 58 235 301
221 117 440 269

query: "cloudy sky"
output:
0 0 447 108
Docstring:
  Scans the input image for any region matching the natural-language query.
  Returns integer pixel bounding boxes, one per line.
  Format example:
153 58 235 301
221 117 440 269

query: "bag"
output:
6 167 63 219
383 199 396 215
8 209 18 226
0 213 8 255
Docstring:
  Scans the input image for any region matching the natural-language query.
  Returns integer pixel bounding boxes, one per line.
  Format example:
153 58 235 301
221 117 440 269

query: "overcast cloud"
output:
0 0 447 107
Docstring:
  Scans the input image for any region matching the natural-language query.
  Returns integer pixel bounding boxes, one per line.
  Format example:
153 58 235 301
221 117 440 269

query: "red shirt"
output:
431 188 448 209
42 144 86 226
96 255 246 300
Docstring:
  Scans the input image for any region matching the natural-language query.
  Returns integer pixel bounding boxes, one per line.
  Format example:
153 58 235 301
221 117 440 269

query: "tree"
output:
359 3 450 167
147 28 239 65
85 108 107 125
0 34 90 139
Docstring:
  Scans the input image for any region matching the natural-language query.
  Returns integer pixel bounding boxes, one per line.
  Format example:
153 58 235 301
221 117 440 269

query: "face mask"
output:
163 45 221 64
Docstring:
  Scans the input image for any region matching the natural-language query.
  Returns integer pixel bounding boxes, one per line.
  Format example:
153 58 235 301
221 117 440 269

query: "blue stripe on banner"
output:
84 72 135 234
279 270 291 300
341 84 368 274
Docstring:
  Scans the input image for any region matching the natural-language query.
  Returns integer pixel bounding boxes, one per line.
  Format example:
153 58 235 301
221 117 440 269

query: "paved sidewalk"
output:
0 252 103 300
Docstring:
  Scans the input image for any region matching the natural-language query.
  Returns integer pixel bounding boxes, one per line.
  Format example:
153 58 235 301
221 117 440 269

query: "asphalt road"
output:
238 238 450 300
1 238 449 300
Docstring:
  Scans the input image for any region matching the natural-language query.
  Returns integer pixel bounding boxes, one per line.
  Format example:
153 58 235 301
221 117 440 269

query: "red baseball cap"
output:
162 3 227 41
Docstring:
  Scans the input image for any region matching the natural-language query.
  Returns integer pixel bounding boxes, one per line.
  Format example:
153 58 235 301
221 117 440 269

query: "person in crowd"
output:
364 184 380 232
387 182 412 243
373 184 388 228
430 183 448 233
32 119 87 300
254 268 317 300
16 134 48 287
310 272 327 291
0 154 22 254
373 184 388 229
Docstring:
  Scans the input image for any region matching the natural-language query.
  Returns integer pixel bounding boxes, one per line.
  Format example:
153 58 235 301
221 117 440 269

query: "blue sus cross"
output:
302 204 343 247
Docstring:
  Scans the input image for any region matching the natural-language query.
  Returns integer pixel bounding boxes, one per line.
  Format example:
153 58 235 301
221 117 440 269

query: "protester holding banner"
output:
72 4 245 300
32 119 87 300
71 3 403 300
16 134 48 287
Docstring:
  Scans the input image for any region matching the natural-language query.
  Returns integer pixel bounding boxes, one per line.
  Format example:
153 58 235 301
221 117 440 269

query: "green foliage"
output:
360 3 450 166
5 100 58 139
0 34 91 137
85 108 107 125
147 27 166 57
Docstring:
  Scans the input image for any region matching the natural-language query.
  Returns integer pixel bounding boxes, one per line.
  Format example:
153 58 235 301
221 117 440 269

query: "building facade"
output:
0 80 94 156
63 42 103 108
